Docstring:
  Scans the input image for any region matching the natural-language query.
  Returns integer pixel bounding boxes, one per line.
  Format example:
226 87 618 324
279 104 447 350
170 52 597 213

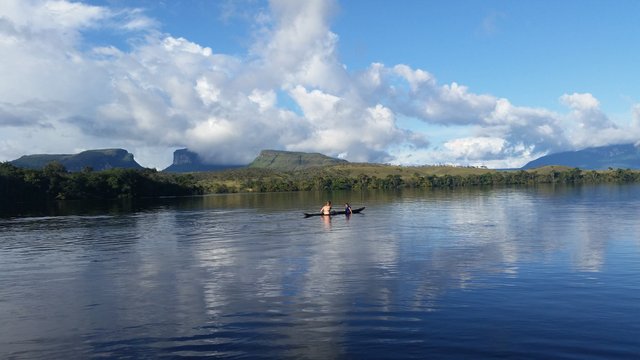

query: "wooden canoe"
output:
304 207 365 218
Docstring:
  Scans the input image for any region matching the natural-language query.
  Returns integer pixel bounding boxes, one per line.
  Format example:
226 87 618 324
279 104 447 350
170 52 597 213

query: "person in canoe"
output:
321 200 332 215
344 203 352 215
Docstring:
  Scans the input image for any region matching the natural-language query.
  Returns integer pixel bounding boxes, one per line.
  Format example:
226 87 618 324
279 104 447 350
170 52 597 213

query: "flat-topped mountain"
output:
522 144 640 170
10 148 143 172
162 149 244 172
248 149 348 171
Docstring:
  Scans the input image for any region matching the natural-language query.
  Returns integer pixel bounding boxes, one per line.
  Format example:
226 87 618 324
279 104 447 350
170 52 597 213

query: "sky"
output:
1 0 640 169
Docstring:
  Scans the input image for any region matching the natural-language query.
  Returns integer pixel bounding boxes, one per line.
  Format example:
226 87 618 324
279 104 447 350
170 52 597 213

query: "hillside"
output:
522 144 640 170
10 148 143 171
248 150 348 171
163 148 244 172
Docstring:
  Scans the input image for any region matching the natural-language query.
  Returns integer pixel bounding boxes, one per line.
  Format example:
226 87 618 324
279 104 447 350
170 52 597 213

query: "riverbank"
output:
193 163 640 193
4 161 640 201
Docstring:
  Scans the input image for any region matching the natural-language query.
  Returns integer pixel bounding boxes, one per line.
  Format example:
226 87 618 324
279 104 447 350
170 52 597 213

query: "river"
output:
1 185 639 358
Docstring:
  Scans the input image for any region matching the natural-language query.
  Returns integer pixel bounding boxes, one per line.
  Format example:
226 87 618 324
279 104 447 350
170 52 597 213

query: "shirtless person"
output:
320 201 332 215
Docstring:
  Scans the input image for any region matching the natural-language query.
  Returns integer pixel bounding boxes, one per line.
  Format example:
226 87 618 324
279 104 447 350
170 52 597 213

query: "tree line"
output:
4 161 640 203
195 166 640 193
1 161 201 203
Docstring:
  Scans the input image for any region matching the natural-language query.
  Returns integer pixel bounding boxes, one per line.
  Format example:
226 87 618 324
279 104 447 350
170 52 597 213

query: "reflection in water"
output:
1 185 640 358
321 214 332 229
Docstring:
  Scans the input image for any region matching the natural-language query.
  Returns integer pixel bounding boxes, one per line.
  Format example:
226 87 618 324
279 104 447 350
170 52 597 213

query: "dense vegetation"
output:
192 164 640 193
4 161 640 204
1 161 200 203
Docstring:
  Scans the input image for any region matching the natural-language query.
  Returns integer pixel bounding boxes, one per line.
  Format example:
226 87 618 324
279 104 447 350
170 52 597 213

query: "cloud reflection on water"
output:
2 185 640 358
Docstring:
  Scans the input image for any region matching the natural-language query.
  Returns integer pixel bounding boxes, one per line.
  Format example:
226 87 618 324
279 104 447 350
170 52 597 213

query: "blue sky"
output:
338 1 640 111
1 0 639 168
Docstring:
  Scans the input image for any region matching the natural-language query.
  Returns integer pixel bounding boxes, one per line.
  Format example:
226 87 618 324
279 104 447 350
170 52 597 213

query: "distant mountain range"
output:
7 148 348 172
521 144 640 170
8 144 640 173
162 149 348 172
248 149 348 171
10 149 142 171
163 149 244 172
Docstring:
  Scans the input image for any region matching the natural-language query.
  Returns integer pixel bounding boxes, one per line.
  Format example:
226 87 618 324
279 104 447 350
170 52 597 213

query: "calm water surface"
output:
1 185 639 359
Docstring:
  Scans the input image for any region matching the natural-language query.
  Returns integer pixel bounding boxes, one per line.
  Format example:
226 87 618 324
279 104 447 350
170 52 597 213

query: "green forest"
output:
4 161 640 203
193 165 640 193
0 161 200 203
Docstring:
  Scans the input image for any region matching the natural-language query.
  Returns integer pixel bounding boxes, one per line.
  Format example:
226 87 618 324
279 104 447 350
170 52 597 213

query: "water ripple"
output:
2 187 640 359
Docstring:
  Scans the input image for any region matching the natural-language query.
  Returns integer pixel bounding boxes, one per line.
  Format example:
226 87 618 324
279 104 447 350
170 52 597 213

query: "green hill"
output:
522 144 640 170
248 150 347 171
9 154 67 170
11 148 143 171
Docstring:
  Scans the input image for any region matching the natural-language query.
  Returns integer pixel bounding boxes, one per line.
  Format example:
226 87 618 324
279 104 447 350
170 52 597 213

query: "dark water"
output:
1 185 639 359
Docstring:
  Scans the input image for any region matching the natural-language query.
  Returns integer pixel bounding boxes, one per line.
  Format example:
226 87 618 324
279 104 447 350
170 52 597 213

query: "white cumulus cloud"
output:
444 137 507 160
1 0 639 169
